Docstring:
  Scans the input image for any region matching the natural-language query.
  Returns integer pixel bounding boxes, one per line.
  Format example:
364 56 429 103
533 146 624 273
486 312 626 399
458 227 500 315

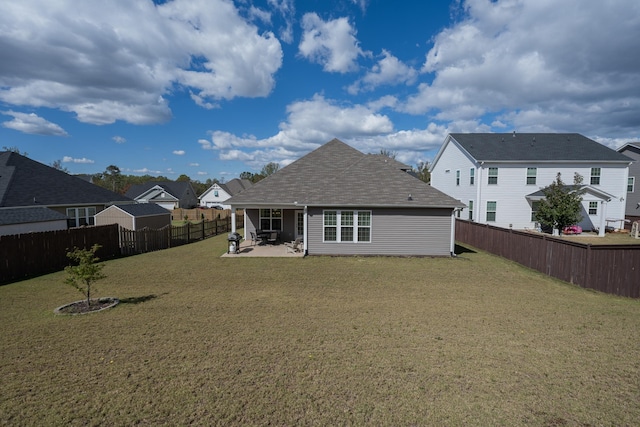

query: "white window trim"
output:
323 210 371 243
486 201 497 222
526 167 537 185
588 201 598 215
259 208 282 231
488 167 498 185
628 176 635 193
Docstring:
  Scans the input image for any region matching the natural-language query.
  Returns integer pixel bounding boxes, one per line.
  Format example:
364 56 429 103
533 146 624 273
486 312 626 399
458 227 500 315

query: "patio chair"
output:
285 238 302 253
249 231 258 246
266 231 278 245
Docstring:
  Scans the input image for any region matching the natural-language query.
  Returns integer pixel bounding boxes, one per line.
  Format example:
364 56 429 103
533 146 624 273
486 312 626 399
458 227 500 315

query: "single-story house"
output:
0 151 132 228
125 181 198 210
0 206 69 236
94 203 172 230
227 139 465 256
199 178 252 209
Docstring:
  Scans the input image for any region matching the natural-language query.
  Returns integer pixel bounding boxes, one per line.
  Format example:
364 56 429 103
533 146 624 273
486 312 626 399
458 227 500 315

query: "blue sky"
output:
1 0 639 182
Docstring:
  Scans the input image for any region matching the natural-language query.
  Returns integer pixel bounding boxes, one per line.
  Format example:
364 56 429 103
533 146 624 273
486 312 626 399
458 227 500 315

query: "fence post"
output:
585 243 592 290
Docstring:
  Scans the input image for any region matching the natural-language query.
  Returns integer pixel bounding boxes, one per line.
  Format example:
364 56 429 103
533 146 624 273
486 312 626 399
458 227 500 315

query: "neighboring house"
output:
0 206 69 236
0 151 132 228
227 138 465 256
125 181 198 210
95 203 171 230
199 178 252 209
430 133 633 235
617 142 640 225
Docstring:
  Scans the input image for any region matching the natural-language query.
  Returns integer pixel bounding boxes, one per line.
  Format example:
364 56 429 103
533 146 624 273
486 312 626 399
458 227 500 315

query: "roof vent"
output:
513 131 516 137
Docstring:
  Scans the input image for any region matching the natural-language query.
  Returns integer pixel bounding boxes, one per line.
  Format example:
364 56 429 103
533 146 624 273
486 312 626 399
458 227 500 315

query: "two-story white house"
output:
430 133 633 235
199 178 252 209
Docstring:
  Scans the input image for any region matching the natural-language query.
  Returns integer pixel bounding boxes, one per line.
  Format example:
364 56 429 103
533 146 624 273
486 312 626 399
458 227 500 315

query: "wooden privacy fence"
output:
0 224 121 283
172 208 238 222
119 215 244 255
455 219 640 298
1 213 244 284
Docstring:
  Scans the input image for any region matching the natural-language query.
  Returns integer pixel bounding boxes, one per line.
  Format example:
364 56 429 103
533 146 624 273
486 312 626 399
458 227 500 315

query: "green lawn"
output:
1 232 639 426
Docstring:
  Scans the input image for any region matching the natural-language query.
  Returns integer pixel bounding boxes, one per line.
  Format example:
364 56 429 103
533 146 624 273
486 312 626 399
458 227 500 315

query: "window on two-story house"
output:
260 208 282 230
214 190 219 197
531 201 540 221
469 168 475 185
526 168 537 185
468 200 473 220
588 202 598 215
486 201 497 222
590 168 601 185
456 170 460 186
488 167 498 185
628 177 635 192
67 207 96 228
324 210 371 242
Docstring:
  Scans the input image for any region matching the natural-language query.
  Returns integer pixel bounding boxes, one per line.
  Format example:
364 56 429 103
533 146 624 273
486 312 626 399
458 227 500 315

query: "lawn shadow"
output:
454 244 476 255
119 293 165 305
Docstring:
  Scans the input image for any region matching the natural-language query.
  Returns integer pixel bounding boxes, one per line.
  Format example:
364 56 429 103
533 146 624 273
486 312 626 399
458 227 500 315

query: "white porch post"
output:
303 206 308 254
231 207 237 232
598 201 607 237
450 209 456 255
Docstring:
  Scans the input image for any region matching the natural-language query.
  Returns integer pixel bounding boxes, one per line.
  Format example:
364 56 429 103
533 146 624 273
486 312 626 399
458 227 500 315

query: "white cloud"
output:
189 162 200 167
348 50 418 94
197 171 208 176
299 13 367 73
112 135 126 144
133 167 163 174
0 0 283 125
1 110 68 136
173 150 186 155
200 94 458 168
267 0 295 44
62 156 94 164
401 0 640 139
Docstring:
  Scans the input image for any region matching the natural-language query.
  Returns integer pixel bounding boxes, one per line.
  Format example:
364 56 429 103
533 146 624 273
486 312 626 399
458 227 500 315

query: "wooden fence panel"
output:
0 225 120 283
455 219 640 298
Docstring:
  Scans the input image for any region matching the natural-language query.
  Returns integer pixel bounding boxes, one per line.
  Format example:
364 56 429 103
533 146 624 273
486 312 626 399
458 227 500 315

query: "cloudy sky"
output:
1 0 639 180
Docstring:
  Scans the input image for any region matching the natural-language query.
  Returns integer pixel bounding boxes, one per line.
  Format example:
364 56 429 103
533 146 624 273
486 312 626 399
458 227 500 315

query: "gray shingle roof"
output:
0 152 132 207
219 178 252 196
0 206 68 225
449 133 632 162
228 139 464 208
112 203 172 217
124 181 193 199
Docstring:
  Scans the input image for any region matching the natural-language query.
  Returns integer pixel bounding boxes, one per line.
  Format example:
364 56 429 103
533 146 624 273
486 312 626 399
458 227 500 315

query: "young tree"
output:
379 149 397 159
535 173 585 234
64 244 106 307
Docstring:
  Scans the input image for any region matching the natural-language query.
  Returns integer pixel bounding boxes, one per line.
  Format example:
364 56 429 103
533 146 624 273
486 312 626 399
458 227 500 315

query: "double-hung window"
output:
588 202 598 215
456 170 460 186
526 168 537 185
486 201 497 222
531 201 540 222
488 167 498 185
469 168 475 185
468 200 474 220
260 209 282 230
628 177 635 192
67 207 96 228
590 168 601 185
324 210 371 242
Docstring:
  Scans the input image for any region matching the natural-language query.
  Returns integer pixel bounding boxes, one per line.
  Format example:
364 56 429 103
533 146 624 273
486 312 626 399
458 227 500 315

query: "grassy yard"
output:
1 233 639 426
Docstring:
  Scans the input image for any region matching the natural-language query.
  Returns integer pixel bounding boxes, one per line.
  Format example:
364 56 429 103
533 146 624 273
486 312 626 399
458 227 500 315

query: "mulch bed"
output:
55 298 119 315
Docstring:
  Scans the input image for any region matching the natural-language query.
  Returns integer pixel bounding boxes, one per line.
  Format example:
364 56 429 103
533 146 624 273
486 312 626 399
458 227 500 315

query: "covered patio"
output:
221 237 304 258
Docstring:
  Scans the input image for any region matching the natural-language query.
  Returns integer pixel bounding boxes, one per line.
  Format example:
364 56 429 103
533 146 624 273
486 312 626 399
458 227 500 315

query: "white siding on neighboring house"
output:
199 184 232 209
431 135 630 231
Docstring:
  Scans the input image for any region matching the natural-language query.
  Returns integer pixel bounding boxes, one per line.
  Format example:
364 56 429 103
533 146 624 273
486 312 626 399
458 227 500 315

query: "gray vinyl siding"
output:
307 207 453 256
244 209 297 242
